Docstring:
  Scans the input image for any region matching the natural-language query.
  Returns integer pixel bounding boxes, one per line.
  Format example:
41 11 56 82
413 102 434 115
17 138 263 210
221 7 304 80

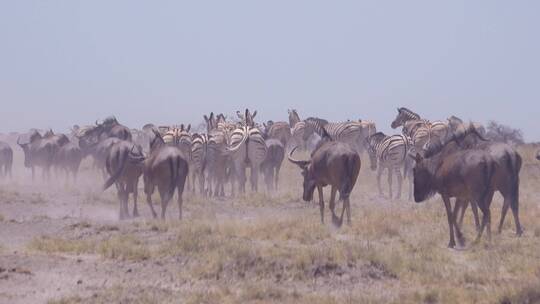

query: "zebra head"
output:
203 112 216 133
364 132 387 171
391 107 420 129
237 109 257 127
288 109 301 127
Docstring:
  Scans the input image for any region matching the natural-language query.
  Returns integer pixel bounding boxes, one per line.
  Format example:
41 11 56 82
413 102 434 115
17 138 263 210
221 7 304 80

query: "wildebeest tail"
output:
102 149 128 191
509 151 521 212
339 155 360 201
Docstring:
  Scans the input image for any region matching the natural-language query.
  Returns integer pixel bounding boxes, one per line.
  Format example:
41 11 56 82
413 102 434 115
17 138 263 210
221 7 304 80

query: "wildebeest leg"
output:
329 186 341 225
442 195 457 248
395 167 402 200
456 199 467 228
145 192 158 218
387 167 393 199
31 167 35 181
117 184 127 220
470 201 480 232
474 191 495 244
275 166 280 191
159 187 170 219
451 199 466 246
132 182 140 217
376 167 383 197
317 185 325 223
345 197 351 225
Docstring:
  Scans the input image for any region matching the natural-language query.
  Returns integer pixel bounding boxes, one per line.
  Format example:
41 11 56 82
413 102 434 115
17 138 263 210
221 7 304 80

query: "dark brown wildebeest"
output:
536 150 540 161
77 116 132 151
143 130 189 219
263 120 291 149
0 141 13 178
102 141 145 220
18 130 61 180
287 135 360 227
414 129 498 248
260 138 284 191
439 127 524 237
54 142 84 182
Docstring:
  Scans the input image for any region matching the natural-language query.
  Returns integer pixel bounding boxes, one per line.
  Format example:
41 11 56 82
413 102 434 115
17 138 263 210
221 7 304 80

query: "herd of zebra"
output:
0 107 538 247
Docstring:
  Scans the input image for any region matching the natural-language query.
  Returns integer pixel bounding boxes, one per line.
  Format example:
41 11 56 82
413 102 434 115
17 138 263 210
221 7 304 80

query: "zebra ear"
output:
397 107 401 113
252 110 257 119
187 124 191 132
203 115 209 123
236 111 243 119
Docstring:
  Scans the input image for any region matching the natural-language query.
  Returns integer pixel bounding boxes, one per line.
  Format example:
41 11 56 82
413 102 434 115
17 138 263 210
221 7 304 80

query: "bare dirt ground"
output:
1 146 540 304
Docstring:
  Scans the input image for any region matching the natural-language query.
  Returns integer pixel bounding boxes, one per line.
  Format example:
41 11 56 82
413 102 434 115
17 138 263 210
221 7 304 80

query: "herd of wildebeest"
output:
1 107 539 248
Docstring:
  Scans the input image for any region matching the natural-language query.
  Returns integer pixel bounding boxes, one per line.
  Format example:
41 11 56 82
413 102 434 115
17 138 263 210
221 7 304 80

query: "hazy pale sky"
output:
1 1 539 140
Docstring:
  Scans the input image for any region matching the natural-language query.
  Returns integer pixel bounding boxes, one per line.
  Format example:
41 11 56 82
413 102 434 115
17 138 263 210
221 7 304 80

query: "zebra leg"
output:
376 167 383 197
251 166 260 192
395 168 402 200
387 167 393 200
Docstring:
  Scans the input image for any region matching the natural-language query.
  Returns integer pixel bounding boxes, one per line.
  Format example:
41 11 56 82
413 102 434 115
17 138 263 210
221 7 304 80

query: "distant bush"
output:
486 120 524 145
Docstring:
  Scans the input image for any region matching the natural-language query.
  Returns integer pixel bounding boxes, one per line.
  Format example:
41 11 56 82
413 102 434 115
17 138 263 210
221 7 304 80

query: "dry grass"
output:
28 234 150 261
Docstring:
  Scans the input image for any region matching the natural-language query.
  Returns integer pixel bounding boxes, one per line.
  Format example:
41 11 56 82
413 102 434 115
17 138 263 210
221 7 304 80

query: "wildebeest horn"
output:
287 146 309 167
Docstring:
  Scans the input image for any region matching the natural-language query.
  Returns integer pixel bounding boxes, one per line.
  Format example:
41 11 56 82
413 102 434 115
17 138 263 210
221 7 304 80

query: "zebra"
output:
227 109 267 193
190 132 207 196
288 109 308 151
161 124 192 159
390 107 449 155
204 112 229 197
263 120 291 149
303 117 376 154
365 132 414 200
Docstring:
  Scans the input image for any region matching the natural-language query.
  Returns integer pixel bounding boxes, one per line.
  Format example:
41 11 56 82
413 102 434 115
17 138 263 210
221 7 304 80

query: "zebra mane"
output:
305 117 328 126
398 107 420 120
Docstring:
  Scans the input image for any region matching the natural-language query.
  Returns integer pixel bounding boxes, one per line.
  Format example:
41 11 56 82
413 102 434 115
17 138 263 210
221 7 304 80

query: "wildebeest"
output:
442 126 524 236
54 142 84 182
536 150 540 161
102 141 145 220
18 130 62 179
0 141 13 178
413 128 498 248
260 139 284 191
77 116 132 150
143 130 189 219
263 120 291 149
287 136 361 227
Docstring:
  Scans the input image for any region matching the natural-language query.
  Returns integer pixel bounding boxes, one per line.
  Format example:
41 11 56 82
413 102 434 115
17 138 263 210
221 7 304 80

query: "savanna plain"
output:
1 146 540 304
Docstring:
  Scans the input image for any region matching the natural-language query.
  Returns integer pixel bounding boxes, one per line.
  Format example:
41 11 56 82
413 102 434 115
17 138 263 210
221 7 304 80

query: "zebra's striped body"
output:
366 132 413 200
303 117 376 154
288 109 308 151
190 133 207 195
206 126 229 197
391 107 449 155
162 126 192 160
228 110 267 193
